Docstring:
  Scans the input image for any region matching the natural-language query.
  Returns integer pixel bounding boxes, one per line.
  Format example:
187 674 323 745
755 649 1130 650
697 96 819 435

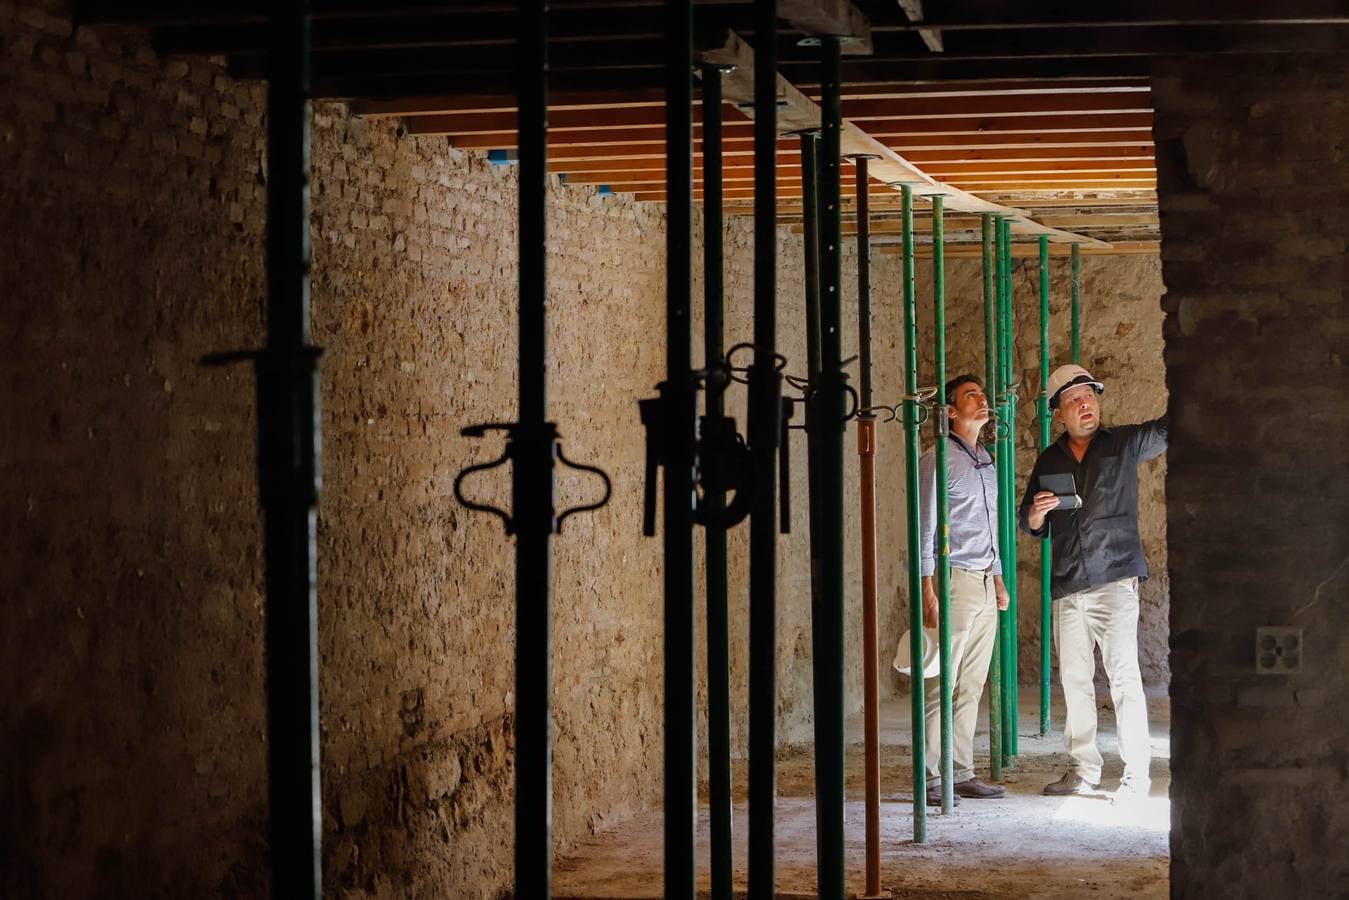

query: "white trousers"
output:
924 567 999 786
1054 576 1151 786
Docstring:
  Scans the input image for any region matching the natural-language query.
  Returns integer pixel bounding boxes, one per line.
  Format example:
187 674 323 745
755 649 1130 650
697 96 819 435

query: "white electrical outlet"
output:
1255 626 1303 675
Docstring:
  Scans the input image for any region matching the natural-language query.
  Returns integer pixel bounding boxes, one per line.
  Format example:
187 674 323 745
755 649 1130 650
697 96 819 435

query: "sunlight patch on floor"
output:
1050 793 1170 833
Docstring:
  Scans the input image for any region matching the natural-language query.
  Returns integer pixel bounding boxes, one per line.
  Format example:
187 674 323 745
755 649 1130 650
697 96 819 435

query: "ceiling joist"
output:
697 30 1110 246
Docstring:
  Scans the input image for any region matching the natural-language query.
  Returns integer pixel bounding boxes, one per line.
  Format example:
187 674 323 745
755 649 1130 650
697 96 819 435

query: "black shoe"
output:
1042 771 1100 796
954 777 1007 799
925 784 961 807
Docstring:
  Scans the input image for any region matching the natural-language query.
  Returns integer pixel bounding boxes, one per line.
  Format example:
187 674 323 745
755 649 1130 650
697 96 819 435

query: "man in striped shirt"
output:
917 373 1010 805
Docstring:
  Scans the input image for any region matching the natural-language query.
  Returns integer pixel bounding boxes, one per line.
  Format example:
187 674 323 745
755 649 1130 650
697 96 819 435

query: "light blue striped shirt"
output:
919 434 1002 577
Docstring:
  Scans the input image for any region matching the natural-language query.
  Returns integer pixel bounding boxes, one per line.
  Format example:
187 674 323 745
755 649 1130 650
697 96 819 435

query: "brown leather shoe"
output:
1042 771 1100 796
954 777 1006 799
925 784 961 807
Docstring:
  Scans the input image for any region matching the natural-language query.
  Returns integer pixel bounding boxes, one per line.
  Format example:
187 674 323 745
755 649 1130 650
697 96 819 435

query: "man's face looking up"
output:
950 381 990 431
1054 382 1101 440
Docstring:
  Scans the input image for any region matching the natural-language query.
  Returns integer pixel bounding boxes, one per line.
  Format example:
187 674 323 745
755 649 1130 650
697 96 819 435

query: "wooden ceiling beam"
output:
895 0 944 53
226 36 675 81
781 24 1349 63
778 0 873 53
79 0 1348 29
920 160 1156 176
805 57 1153 85
699 31 1110 244
400 107 1152 140
429 121 1154 150
631 181 1154 201
402 106 724 136
891 135 1155 152
826 213 1159 234
310 69 672 99
150 9 678 56
355 89 668 118
444 131 1154 155
838 89 1151 121
548 155 1157 176
821 78 1150 100
550 152 804 172
871 2 1349 30
731 195 1157 216
557 162 1155 185
902 145 1154 162
862 112 1153 136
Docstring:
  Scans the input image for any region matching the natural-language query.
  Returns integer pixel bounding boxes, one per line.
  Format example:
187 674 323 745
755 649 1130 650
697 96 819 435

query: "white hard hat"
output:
893 628 941 680
1047 364 1104 408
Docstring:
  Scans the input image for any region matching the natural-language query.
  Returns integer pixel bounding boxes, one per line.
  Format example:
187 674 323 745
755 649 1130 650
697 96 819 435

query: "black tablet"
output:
1039 473 1082 510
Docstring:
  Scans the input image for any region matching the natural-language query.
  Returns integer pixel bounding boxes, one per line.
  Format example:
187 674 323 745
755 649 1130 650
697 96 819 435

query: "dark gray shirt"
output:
1018 418 1167 599
920 434 1002 578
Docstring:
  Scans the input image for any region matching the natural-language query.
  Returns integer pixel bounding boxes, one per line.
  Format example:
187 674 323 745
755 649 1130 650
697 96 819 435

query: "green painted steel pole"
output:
812 36 846 899
982 214 1003 782
1071 243 1082 366
901 184 927 844
1038 235 1052 738
932 196 955 814
1004 218 1019 758
996 217 1015 765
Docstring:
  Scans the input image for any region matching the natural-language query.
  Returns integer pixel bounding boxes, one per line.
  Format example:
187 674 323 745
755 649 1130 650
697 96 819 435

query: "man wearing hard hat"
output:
1019 364 1167 805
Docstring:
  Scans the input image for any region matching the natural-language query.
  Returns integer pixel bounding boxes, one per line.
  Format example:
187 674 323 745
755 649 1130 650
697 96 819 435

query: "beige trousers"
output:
1054 576 1151 786
924 567 999 786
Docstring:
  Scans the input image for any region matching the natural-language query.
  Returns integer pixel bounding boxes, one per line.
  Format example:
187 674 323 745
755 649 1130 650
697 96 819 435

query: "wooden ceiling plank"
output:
871 2 1349 30
894 0 944 53
892 136 1155 152
778 0 874 53
920 160 1157 175
821 57 1153 84
839 91 1151 120
791 24 1349 63
697 31 1109 246
902 145 1155 162
354 89 667 118
825 79 1150 100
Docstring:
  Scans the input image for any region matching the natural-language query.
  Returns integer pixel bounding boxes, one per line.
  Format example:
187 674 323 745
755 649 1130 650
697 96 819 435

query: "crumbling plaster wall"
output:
1153 54 1349 896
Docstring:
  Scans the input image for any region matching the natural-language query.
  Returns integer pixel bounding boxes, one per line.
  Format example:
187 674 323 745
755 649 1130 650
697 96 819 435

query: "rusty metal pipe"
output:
850 153 887 900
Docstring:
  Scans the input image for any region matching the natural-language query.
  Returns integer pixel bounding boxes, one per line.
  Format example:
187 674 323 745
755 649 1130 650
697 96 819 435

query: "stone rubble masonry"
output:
1153 54 1349 897
1 0 1164 896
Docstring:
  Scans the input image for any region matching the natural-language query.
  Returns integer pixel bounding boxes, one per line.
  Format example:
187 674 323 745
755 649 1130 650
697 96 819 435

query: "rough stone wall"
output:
0 2 896 893
0 3 676 895
901 253 1170 689
0 1 1171 896
1153 55 1349 896
713 238 914 751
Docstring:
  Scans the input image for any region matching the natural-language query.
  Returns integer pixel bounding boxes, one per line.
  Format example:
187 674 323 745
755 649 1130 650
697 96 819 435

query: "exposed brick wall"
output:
1 1 1169 896
0 3 889 893
1153 55 1349 896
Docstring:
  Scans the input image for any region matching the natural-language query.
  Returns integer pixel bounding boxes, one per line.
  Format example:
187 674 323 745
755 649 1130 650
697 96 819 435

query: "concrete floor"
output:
553 686 1171 899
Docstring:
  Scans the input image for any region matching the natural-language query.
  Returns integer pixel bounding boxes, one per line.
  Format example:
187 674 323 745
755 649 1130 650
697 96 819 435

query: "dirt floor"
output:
553 686 1171 899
